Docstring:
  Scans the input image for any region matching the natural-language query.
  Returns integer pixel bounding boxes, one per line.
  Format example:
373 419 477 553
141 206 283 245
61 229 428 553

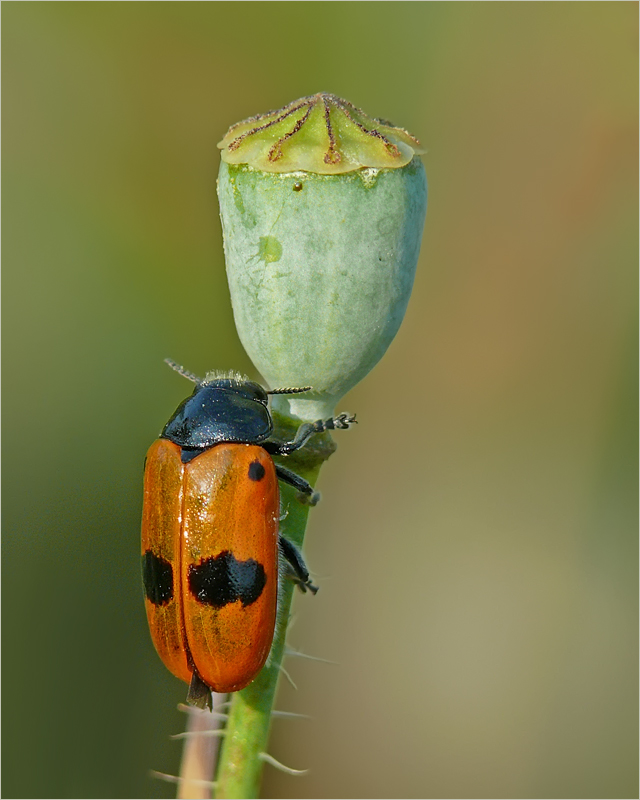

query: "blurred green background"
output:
2 3 637 798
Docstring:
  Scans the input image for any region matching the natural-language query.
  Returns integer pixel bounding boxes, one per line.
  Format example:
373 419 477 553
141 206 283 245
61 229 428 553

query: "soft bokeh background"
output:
2 3 637 798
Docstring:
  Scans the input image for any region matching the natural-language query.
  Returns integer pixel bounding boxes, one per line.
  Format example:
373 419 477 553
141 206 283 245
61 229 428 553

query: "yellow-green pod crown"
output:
217 94 428 420
218 92 425 174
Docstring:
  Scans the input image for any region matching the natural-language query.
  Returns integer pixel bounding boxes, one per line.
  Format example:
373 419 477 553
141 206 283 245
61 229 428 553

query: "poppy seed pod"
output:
217 93 427 420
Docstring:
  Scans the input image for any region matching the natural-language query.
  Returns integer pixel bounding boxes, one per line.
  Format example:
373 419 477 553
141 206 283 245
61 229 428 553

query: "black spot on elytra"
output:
293 181 303 191
248 460 266 481
142 550 174 605
188 551 266 608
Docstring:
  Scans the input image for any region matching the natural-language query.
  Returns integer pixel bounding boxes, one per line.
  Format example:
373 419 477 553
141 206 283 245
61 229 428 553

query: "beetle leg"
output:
187 670 213 710
265 413 357 457
275 465 320 506
279 535 318 595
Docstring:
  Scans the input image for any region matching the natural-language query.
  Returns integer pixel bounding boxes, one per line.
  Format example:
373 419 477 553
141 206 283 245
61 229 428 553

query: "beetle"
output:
141 359 356 708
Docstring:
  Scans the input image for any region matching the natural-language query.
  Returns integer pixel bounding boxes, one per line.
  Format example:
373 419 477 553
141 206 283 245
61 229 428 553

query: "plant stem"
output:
213 413 335 798
178 695 228 799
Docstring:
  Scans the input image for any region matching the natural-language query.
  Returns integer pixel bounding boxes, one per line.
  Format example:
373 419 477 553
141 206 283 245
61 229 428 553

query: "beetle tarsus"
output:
298 490 321 507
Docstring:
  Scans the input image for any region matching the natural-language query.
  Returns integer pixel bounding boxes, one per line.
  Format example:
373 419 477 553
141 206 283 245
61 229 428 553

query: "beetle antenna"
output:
267 386 312 395
164 358 202 384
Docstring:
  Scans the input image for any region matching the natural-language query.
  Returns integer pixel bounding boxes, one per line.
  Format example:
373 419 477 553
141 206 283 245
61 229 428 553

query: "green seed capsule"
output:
217 93 427 420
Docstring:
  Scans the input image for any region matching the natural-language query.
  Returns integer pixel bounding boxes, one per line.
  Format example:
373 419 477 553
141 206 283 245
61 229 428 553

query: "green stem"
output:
214 416 336 798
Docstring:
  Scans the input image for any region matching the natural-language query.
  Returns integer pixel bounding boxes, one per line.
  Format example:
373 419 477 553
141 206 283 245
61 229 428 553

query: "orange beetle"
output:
142 360 356 707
